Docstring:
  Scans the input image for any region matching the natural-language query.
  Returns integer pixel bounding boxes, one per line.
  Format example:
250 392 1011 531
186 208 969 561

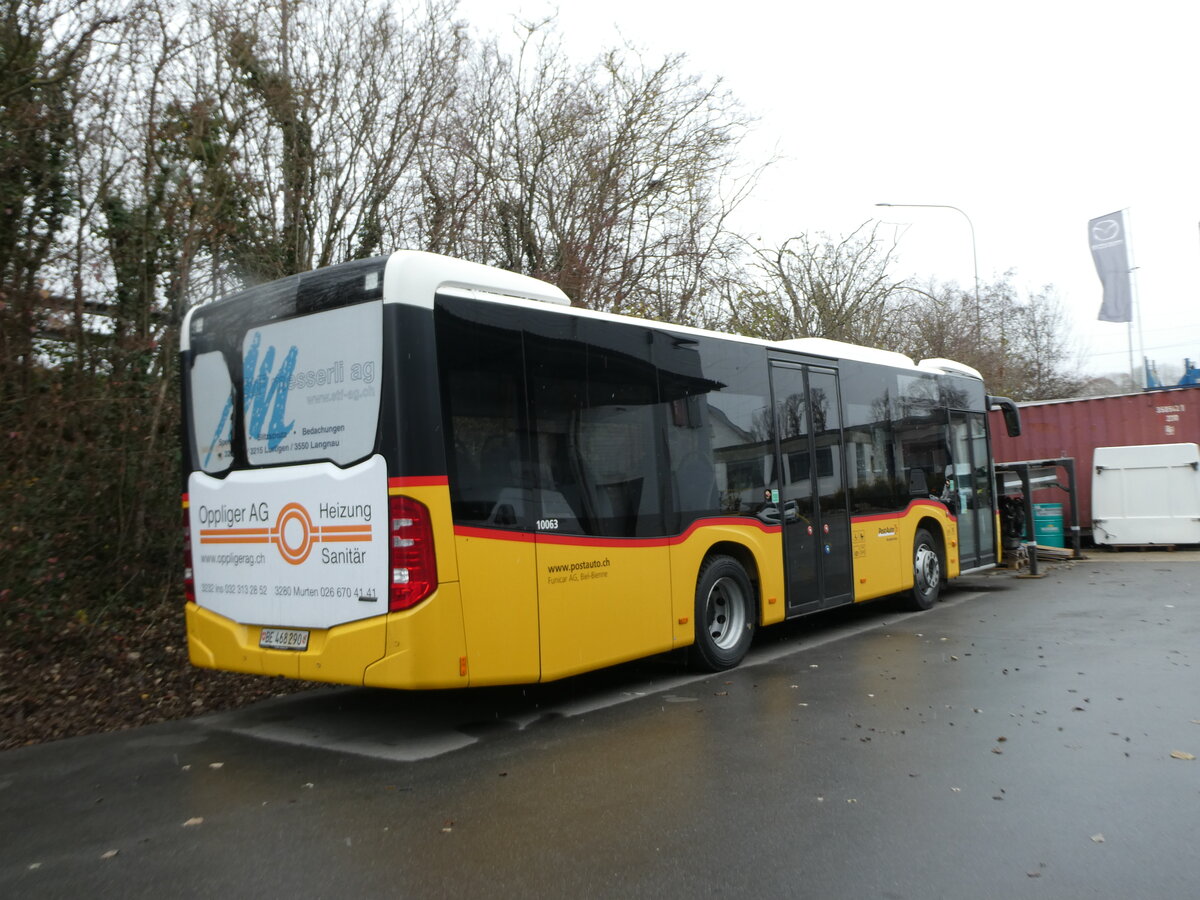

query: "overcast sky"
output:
454 0 1200 379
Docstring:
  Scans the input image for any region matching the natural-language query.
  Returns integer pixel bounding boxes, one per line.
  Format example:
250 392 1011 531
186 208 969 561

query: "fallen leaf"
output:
208 762 224 770
1169 751 1195 760
714 691 728 697
1090 833 1105 843
183 817 203 827
28 863 41 871
101 849 119 860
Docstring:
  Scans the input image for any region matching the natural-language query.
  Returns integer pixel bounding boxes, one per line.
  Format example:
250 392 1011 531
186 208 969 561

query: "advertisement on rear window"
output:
244 301 382 465
192 301 383 468
188 456 389 629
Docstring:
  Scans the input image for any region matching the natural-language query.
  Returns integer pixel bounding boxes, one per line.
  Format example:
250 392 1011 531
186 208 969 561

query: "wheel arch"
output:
701 540 763 621
914 515 948 584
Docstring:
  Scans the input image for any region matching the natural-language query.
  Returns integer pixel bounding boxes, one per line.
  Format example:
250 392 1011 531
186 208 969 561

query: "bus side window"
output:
478 434 518 490
435 305 531 529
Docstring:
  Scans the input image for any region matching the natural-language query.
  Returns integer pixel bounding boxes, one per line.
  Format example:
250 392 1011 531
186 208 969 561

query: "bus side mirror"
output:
989 395 1021 438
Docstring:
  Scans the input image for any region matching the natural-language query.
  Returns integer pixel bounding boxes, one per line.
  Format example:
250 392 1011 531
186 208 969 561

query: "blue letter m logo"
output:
243 332 298 450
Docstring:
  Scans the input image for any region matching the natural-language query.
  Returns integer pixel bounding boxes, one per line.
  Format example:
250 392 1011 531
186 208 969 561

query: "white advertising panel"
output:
188 455 389 629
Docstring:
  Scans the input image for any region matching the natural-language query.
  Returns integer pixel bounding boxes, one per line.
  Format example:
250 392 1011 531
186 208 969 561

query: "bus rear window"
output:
190 351 235 473
188 300 383 468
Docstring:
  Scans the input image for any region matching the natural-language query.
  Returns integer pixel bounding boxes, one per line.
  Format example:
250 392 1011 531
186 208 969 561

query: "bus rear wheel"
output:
689 555 756 671
908 528 942 611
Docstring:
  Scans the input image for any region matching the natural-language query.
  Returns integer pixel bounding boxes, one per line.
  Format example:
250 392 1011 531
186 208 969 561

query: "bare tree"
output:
0 0 120 393
728 221 915 345
898 273 1087 401
418 20 756 323
186 0 466 284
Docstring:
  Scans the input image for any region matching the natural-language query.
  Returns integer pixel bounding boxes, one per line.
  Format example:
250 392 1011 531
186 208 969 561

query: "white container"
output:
1092 443 1200 546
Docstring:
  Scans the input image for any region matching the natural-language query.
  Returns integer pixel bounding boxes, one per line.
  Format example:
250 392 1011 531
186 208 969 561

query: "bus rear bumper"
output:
185 583 469 689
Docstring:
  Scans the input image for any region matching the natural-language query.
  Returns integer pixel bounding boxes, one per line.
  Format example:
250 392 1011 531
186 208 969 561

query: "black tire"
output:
689 554 756 671
907 527 942 611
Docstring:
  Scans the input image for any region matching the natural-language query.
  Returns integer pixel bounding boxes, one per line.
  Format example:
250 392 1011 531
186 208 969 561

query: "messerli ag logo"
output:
1091 219 1121 243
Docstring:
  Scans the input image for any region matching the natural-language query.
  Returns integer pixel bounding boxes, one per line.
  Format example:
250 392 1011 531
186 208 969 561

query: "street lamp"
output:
876 202 981 331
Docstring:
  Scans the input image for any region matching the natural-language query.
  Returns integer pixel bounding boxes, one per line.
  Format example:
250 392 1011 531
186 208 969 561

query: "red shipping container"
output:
988 385 1200 535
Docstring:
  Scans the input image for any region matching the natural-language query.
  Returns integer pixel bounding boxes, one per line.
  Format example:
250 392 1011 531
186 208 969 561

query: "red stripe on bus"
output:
675 516 782 540
453 516 780 547
852 499 954 524
454 525 537 543
534 533 673 549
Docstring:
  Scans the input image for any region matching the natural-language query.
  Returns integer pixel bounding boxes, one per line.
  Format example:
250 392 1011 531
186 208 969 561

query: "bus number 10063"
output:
537 518 559 531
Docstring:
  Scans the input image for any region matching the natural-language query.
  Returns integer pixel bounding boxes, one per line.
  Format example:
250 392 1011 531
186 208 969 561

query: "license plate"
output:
259 627 309 651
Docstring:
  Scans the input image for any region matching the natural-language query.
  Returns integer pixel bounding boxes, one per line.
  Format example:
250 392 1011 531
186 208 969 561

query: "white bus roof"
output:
383 250 570 308
182 251 980 382
778 337 915 370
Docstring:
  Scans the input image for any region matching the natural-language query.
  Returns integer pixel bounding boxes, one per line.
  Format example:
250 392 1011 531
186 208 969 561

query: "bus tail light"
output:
389 495 437 611
183 508 196 604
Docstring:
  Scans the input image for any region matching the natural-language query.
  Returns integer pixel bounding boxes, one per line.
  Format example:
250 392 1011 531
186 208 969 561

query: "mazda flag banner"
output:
1089 211 1132 323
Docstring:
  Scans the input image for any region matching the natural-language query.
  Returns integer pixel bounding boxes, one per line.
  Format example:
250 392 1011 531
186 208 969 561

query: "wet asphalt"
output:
1 552 1197 899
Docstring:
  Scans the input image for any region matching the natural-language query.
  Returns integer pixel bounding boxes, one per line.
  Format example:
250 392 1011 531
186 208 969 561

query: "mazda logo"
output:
1092 219 1121 242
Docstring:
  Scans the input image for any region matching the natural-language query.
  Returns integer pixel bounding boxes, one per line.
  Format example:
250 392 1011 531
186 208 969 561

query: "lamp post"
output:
876 202 981 332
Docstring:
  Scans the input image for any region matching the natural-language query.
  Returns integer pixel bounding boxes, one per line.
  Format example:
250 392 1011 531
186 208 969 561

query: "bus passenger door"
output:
770 363 853 613
949 410 996 569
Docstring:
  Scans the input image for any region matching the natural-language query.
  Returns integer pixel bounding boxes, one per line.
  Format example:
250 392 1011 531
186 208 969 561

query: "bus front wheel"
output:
908 528 942 611
689 555 756 671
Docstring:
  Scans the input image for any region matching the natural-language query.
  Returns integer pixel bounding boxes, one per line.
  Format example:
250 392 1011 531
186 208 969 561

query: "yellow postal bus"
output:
181 251 1018 687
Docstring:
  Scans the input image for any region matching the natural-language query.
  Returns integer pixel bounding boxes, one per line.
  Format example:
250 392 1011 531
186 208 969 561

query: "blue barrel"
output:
1032 502 1064 548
